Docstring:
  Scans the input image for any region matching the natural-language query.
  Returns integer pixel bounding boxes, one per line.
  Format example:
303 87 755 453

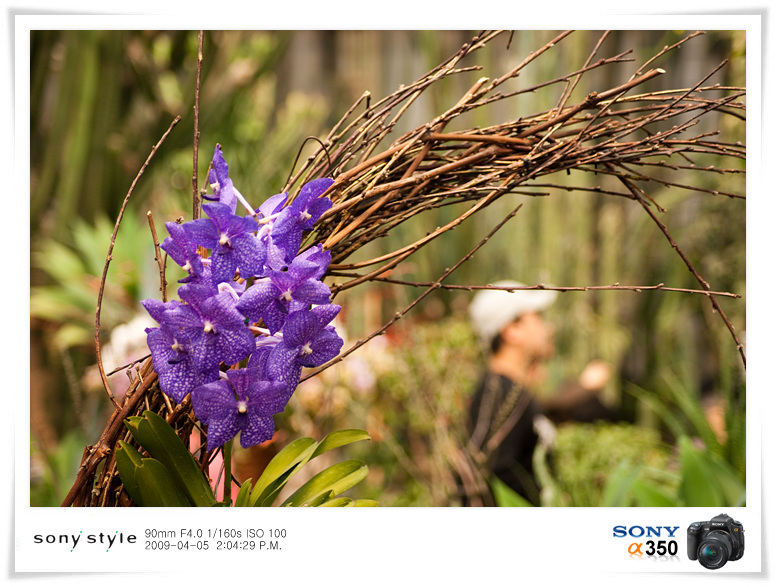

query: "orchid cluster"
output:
141 145 343 451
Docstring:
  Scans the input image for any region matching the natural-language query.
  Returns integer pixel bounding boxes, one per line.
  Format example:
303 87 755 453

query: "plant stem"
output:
223 440 233 506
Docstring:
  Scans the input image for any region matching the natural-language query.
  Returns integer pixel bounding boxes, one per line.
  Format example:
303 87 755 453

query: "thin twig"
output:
146 210 167 302
62 359 158 506
95 116 181 407
611 165 746 366
354 279 741 299
304 203 523 383
192 30 204 220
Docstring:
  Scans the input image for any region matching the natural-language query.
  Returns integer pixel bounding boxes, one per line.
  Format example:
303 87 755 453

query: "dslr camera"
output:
687 514 745 569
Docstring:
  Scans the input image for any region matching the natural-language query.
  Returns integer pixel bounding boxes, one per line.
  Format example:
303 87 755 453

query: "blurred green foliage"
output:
31 213 152 350
288 317 745 507
30 430 89 507
548 424 678 507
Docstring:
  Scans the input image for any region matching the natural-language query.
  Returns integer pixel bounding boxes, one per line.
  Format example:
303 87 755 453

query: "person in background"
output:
465 280 616 506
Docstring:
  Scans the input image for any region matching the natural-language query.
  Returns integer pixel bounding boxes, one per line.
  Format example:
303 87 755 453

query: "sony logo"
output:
613 525 681 538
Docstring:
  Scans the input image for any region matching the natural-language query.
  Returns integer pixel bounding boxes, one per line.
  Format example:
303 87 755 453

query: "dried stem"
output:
354 279 741 299
146 210 167 303
303 202 523 383
612 167 746 366
95 115 180 408
192 30 204 220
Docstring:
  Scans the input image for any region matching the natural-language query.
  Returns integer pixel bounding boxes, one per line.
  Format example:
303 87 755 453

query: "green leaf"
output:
625 383 687 440
318 497 353 507
33 243 86 286
248 438 317 507
135 458 193 507
489 476 533 507
703 454 746 507
631 479 678 507
678 436 723 506
352 499 379 507
310 429 371 460
124 416 143 438
678 436 744 507
124 411 215 507
234 478 253 508
318 498 378 507
114 441 144 505
243 431 372 507
601 461 641 506
662 373 723 456
282 460 368 507
306 491 336 507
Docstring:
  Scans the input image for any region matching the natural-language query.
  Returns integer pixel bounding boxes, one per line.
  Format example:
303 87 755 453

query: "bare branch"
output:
95 116 180 407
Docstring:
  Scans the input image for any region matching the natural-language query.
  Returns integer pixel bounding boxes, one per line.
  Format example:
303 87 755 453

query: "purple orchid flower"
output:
141 298 220 402
266 305 343 383
204 144 238 213
235 254 332 334
162 284 255 373
160 221 205 283
183 202 266 284
140 144 344 444
270 178 334 259
191 368 289 449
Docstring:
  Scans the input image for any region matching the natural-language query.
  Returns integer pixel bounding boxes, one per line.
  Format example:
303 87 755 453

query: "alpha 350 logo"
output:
613 525 681 557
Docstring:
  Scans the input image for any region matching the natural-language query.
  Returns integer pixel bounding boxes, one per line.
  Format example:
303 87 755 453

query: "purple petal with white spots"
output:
267 343 304 384
303 325 343 367
310 303 341 326
158 359 219 403
290 278 331 306
236 280 280 324
208 145 238 213
232 233 266 277
182 217 220 249
142 298 182 324
281 310 320 347
257 192 287 219
238 415 276 448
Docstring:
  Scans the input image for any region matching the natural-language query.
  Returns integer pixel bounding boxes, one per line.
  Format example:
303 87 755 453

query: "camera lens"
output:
697 532 733 569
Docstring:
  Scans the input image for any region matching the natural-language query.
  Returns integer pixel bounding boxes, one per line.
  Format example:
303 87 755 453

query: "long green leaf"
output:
631 479 678 507
282 460 368 507
490 476 533 507
625 383 687 440
114 441 144 505
601 461 642 507
310 429 371 460
678 436 723 506
142 412 215 506
352 499 379 507
318 497 353 507
248 438 317 507
703 457 746 507
234 478 254 508
678 436 744 506
135 458 193 507
306 491 337 507
242 431 372 507
251 471 300 508
125 411 215 507
663 373 723 455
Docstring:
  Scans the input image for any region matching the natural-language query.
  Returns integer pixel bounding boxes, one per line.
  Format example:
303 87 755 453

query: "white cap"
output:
468 280 557 344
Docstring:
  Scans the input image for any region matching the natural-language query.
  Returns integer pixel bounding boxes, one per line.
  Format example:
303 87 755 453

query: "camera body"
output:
687 513 745 569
